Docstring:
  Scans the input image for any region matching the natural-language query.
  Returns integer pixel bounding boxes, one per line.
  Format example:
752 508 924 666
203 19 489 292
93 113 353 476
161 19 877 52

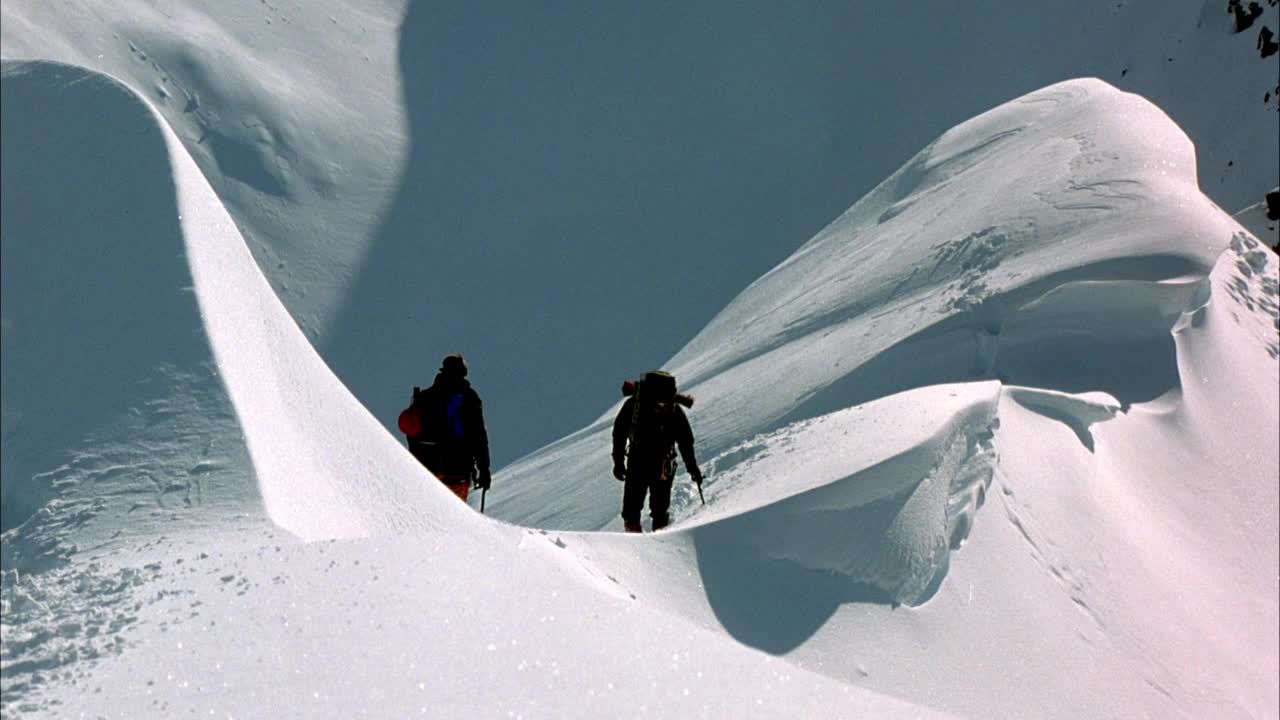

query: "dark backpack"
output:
399 386 467 444
624 371 688 480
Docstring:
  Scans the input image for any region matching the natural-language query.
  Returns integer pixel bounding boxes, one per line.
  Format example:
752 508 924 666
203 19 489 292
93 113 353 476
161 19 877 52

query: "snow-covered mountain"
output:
2 2 1278 719
3 0 1275 468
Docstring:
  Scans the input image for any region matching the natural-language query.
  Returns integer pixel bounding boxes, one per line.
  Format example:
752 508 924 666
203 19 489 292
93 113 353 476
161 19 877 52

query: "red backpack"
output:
398 387 423 437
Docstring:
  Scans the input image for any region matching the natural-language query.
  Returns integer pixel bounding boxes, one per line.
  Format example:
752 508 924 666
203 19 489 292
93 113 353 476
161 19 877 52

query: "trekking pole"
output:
480 487 487 514
697 482 705 506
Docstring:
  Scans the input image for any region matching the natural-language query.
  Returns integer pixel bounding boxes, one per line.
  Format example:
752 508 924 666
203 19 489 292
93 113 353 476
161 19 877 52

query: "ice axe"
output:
472 469 487 514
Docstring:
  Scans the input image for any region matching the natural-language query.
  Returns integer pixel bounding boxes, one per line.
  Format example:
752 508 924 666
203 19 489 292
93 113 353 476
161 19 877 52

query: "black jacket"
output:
408 373 490 479
612 396 698 481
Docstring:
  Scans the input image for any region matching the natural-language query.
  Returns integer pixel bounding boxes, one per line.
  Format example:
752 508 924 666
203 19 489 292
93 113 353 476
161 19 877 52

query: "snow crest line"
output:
682 385 1001 610
2 59 470 550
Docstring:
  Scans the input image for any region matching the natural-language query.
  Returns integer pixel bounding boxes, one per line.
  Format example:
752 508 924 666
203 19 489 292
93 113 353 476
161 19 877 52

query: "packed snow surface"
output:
2 3 1278 719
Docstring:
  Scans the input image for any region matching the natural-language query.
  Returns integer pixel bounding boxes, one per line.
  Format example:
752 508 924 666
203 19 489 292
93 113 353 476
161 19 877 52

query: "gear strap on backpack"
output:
624 371 687 481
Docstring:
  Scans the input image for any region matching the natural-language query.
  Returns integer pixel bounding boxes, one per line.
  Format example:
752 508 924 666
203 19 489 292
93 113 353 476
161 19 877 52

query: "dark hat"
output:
441 353 468 377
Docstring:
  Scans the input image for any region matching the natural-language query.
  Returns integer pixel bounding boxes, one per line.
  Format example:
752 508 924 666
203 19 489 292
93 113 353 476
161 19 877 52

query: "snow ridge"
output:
489 78 1236 532
1 50 1275 717
676 383 1000 608
0 60 267 571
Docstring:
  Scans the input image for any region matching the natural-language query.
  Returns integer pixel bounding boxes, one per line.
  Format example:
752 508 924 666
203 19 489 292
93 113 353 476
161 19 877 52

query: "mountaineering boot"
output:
623 519 643 533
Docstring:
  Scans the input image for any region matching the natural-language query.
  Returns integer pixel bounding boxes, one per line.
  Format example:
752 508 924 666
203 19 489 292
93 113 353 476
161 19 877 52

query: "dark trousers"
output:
621 473 672 529
407 439 472 502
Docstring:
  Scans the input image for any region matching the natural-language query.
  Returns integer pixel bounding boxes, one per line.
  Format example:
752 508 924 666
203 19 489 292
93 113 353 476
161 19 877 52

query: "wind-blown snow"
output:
3 0 1275 470
2 8 1278 720
481 78 1278 719
492 78 1248 529
0 60 940 719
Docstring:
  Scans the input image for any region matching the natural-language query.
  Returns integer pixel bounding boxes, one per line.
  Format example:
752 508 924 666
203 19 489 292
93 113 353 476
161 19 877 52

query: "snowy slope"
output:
2 0 1275 469
481 79 1280 717
2 5 1278 719
0 61 269 566
491 78 1257 528
0 0 406 337
0 60 939 719
2 60 1275 718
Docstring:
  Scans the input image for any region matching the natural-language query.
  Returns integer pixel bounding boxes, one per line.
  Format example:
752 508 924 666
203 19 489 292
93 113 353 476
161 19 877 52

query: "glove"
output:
612 462 626 481
474 469 492 490
690 467 704 485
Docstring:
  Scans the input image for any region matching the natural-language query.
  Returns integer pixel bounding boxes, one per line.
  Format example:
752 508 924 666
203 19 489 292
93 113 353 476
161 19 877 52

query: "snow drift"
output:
491 77 1251 529
0 59 451 553
4 0 1275 473
486 78 1279 718
1 53 1276 720
0 60 932 718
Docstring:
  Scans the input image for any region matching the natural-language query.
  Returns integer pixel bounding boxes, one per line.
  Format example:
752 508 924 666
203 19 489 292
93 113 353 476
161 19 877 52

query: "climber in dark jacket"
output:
401 354 491 502
612 370 702 532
